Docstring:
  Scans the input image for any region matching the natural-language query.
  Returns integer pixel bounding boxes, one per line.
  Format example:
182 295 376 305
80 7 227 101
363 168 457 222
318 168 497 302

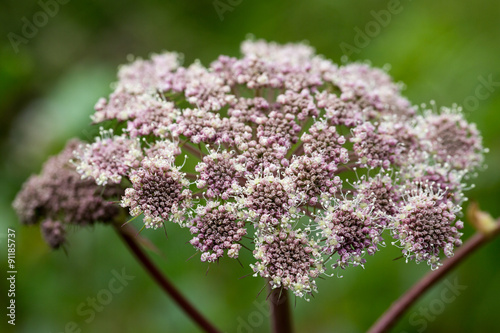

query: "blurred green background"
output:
1 0 499 332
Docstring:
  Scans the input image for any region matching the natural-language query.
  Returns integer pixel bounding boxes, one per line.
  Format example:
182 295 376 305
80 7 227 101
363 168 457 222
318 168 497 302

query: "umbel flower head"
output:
121 155 192 228
15 38 486 298
392 185 464 270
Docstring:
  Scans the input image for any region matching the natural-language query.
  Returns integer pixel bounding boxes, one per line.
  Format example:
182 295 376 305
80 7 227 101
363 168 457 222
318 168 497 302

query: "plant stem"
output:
114 223 221 333
289 142 304 157
184 172 198 181
334 164 357 175
182 142 205 158
268 285 294 333
368 219 500 333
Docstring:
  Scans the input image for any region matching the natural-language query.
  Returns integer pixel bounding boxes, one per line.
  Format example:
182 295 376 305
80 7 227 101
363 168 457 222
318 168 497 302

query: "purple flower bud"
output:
317 197 383 269
189 201 246 262
392 187 463 269
121 156 192 228
251 230 323 298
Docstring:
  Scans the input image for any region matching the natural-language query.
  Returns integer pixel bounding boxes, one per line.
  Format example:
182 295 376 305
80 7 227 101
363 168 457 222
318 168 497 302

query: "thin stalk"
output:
290 143 304 157
268 285 293 333
182 142 205 158
114 223 221 333
299 207 315 219
185 172 198 181
368 219 500 333
334 163 358 175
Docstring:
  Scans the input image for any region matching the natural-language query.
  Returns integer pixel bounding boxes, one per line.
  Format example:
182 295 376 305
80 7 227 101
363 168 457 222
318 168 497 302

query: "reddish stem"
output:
368 219 500 333
182 142 205 158
268 285 294 333
114 224 221 333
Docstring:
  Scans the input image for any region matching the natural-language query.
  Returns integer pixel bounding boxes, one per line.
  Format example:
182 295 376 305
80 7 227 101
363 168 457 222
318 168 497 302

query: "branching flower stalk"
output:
13 38 490 333
369 210 500 333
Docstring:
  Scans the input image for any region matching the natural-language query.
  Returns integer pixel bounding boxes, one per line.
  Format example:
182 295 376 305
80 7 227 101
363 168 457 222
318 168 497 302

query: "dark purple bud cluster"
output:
350 121 400 169
190 201 246 262
285 154 341 206
392 187 464 270
252 229 323 298
13 140 124 248
317 198 383 269
301 120 349 165
195 150 245 199
238 170 299 232
121 156 192 228
354 174 400 226
40 219 66 249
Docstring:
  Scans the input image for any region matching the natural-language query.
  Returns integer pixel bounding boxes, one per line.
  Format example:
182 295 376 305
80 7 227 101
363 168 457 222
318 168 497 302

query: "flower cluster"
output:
195 150 245 199
190 201 246 262
15 39 486 298
392 187 464 270
251 229 323 298
74 128 143 186
121 156 192 228
317 197 383 269
236 167 300 232
13 140 124 248
352 173 400 226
